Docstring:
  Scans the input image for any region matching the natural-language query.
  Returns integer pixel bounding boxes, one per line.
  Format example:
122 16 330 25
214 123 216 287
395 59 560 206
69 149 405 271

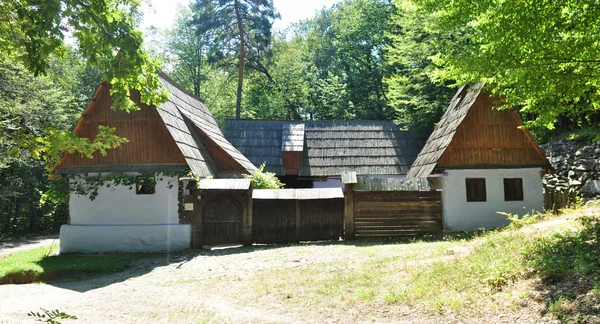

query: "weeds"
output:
27 308 77 324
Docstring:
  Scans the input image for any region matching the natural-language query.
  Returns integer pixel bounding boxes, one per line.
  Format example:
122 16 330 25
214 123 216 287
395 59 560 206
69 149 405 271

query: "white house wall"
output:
60 175 191 253
442 168 544 231
312 177 343 189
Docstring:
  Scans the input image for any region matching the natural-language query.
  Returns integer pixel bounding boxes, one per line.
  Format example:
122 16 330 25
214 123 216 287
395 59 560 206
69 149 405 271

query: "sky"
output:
140 0 340 33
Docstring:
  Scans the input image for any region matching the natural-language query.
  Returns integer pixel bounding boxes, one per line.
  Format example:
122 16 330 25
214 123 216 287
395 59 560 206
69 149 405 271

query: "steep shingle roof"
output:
406 84 480 178
158 74 256 177
407 83 549 178
224 120 427 177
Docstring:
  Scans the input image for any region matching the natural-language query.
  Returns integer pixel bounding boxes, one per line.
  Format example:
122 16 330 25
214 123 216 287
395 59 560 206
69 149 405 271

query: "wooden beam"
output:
295 199 301 242
344 183 355 240
243 190 253 246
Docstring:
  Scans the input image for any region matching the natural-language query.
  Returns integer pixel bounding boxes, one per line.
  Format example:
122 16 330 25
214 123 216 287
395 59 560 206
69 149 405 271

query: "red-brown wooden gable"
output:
437 96 548 168
283 151 302 175
56 83 187 170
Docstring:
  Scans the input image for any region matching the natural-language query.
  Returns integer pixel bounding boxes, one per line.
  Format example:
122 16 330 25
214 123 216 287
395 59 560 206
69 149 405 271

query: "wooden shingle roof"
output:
224 120 427 177
407 83 549 178
158 75 256 176
55 74 256 177
407 84 480 178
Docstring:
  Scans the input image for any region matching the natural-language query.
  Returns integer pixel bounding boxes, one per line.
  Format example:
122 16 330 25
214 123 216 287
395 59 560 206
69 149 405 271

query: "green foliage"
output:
28 308 77 324
243 164 284 189
302 0 394 120
0 244 141 284
525 216 600 280
244 33 312 120
0 0 168 114
58 171 185 202
524 216 600 322
500 211 551 230
191 0 278 118
410 0 600 129
384 0 456 132
0 57 108 236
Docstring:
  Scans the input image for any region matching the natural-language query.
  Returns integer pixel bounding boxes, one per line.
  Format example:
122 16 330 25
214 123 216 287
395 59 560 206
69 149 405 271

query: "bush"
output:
244 164 284 189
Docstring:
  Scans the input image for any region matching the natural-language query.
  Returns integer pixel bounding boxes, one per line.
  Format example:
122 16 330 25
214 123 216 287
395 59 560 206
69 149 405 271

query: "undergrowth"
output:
524 216 600 322
237 207 599 322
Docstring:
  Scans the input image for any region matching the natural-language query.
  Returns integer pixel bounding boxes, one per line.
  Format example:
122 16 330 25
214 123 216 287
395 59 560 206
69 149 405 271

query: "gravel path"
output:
0 235 59 258
0 214 581 323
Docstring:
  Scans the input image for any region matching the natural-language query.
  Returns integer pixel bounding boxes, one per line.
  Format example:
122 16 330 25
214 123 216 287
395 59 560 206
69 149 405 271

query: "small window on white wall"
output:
466 178 486 202
136 183 155 195
504 178 524 201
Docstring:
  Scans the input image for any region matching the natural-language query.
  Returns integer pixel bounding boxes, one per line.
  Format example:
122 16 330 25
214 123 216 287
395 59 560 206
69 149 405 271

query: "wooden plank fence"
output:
352 190 443 237
252 189 344 244
544 186 577 213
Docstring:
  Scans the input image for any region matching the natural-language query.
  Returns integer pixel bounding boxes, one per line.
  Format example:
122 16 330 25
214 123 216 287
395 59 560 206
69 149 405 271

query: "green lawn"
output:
0 244 141 284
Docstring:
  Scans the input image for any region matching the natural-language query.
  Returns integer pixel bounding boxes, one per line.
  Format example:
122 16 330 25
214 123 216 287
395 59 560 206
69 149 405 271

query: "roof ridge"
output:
158 71 206 104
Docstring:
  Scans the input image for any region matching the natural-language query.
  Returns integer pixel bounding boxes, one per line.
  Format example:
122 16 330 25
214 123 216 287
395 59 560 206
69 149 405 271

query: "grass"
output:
225 207 597 321
0 244 142 284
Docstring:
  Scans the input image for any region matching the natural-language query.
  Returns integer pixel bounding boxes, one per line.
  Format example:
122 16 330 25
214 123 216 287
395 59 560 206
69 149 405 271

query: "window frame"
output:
503 178 524 201
135 183 156 195
465 178 487 202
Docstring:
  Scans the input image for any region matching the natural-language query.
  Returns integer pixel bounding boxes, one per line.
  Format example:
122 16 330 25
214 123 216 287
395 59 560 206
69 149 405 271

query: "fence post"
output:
243 189 253 246
295 199 302 242
344 183 355 240
341 171 357 240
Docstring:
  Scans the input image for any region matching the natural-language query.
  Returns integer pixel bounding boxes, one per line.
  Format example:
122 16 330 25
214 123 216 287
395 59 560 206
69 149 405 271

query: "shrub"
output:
244 164 284 189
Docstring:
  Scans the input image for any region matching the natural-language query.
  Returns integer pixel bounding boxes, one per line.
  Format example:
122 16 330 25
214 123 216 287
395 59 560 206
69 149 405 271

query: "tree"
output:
0 0 166 170
384 0 456 132
244 32 312 120
0 0 167 112
411 0 600 128
191 0 278 119
302 0 395 120
0 57 108 235
159 6 211 98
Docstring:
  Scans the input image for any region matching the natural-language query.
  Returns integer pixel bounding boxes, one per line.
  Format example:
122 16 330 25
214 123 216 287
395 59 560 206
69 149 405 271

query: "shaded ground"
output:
0 235 59 258
0 214 585 324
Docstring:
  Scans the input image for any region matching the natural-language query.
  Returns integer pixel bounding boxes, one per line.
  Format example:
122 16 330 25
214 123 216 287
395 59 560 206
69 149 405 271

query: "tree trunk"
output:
2 202 10 234
29 204 37 232
234 0 245 119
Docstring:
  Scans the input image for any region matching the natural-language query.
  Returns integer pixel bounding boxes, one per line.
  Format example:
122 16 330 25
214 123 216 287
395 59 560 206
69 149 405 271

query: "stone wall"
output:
541 140 600 201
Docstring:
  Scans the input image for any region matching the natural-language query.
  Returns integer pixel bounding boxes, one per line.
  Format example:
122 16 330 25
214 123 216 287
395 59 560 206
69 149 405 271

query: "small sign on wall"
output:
184 203 194 211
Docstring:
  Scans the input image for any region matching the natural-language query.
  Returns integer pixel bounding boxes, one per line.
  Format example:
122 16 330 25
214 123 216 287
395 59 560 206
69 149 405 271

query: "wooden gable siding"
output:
190 123 247 174
57 84 187 169
437 96 547 168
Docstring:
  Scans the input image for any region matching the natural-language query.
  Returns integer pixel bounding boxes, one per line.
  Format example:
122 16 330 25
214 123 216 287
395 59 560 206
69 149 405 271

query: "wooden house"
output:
224 120 427 188
407 83 551 231
54 74 256 253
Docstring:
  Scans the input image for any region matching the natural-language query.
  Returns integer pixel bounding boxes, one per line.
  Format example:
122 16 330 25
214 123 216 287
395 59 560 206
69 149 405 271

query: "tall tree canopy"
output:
191 0 278 119
411 0 600 128
303 0 394 120
0 0 166 170
384 0 456 132
0 0 167 112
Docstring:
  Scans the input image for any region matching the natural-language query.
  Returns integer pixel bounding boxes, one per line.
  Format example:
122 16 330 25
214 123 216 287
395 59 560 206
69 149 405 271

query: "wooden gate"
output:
202 194 243 245
252 188 344 243
352 191 443 237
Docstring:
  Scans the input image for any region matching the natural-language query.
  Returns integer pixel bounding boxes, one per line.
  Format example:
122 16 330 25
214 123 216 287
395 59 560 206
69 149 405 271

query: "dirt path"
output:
0 235 59 258
0 213 583 323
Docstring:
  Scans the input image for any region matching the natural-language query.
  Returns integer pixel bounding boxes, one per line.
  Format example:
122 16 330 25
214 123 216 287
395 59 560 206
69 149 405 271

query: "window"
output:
504 178 524 201
136 183 155 195
466 178 486 202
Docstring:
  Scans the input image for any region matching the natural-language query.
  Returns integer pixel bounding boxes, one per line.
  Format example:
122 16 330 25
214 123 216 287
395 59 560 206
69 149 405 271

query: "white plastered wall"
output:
442 168 544 231
60 174 191 253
